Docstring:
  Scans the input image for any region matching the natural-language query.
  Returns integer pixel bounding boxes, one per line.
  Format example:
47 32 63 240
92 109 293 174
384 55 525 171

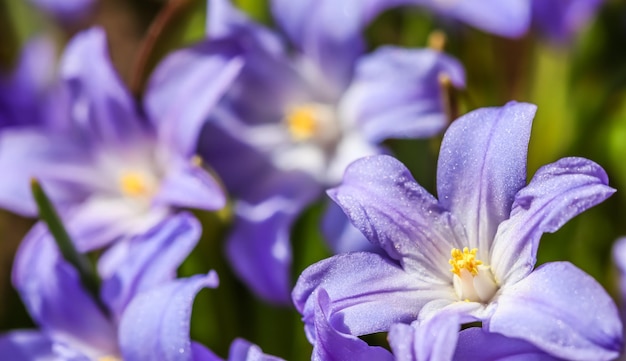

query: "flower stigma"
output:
449 247 498 303
98 356 121 361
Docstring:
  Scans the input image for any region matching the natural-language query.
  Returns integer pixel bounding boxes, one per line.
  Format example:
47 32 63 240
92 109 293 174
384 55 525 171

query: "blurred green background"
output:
2 0 626 360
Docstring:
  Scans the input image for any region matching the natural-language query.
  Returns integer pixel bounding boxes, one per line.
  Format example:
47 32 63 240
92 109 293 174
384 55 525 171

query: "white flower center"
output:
449 247 498 303
284 102 340 147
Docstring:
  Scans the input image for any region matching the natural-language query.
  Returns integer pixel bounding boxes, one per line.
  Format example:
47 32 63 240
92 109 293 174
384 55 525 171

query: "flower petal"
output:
292 252 454 338
227 171 319 304
61 27 147 145
389 301 481 361
327 154 465 279
321 200 376 254
532 0 603 43
454 328 563 361
310 289 394 361
154 157 227 211
0 331 55 361
145 39 244 157
0 128 90 216
404 0 531 38
270 0 405 90
491 157 615 284
340 47 465 143
12 224 118 357
119 272 219 361
227 339 285 361
488 262 623 361
612 237 626 303
67 196 169 252
100 212 201 319
437 102 536 259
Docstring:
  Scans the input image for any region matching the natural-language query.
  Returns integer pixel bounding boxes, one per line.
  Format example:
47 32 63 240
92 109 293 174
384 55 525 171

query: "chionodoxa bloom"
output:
293 102 623 360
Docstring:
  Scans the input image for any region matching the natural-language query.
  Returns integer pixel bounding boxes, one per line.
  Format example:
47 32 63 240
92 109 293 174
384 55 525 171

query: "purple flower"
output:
532 0 604 43
0 27 242 251
0 37 62 129
293 102 622 360
199 0 465 304
0 211 206 360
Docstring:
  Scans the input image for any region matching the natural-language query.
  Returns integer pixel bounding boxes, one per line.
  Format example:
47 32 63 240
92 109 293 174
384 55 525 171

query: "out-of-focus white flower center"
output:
118 171 156 198
449 247 498 303
284 103 340 147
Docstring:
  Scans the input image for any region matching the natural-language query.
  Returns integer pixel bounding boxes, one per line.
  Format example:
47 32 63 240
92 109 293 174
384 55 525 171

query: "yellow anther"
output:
449 247 483 277
286 105 318 141
119 171 150 197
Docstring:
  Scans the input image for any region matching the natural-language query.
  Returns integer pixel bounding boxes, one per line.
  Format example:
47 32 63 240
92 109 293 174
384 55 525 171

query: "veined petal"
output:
311 289 394 361
340 47 465 143
0 331 55 361
154 157 226 211
227 171 319 304
12 224 118 357
119 272 219 361
437 102 536 259
327 154 465 279
145 39 244 157
404 0 530 38
488 262 623 361
491 157 614 284
228 339 285 361
61 27 147 145
454 328 564 361
292 252 454 339
270 0 405 91
100 213 201 319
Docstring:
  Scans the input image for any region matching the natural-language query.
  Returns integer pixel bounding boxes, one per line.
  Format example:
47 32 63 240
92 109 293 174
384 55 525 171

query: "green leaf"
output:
30 179 100 299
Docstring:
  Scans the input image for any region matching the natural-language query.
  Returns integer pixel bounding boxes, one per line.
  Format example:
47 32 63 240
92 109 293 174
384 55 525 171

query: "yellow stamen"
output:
449 247 483 277
286 105 318 141
119 171 149 197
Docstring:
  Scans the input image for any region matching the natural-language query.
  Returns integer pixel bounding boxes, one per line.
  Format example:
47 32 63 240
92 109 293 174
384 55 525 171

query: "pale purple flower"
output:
0 212 205 360
199 0 465 304
293 102 622 360
0 27 242 252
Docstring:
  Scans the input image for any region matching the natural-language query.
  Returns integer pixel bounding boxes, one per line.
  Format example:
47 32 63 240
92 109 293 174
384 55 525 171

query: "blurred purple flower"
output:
28 0 96 24
0 212 206 360
293 102 622 360
199 0 465 304
0 37 62 129
400 0 531 38
0 27 242 251
532 0 604 43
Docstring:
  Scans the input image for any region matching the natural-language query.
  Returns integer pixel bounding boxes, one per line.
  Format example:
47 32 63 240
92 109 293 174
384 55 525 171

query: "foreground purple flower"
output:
0 27 241 251
293 102 622 360
199 0 465 304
